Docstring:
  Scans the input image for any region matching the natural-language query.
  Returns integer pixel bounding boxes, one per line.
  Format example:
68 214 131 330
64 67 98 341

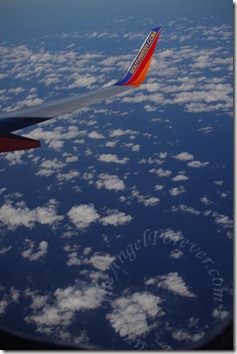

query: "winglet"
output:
115 27 161 87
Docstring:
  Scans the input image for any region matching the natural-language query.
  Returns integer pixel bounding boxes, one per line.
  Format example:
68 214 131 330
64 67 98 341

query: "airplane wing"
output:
0 27 161 153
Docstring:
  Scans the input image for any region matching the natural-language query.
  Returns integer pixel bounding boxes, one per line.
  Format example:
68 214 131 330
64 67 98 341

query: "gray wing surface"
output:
0 85 130 134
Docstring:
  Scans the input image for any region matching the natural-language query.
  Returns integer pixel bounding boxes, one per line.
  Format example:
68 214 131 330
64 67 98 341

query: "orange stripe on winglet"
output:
128 53 154 86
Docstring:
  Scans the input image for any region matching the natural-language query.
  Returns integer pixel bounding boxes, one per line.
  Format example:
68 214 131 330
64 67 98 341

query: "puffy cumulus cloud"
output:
169 186 186 196
172 329 204 343
88 131 105 139
106 292 164 340
141 197 160 207
144 104 157 112
63 244 81 266
146 272 196 298
123 143 140 152
171 204 200 215
159 152 168 159
25 281 106 332
48 140 64 151
100 211 132 227
68 74 97 89
200 196 212 205
67 204 99 229
150 168 172 178
0 188 7 195
212 308 229 320
214 180 224 186
66 252 81 267
109 129 136 138
0 287 20 315
0 246 12 255
27 126 84 143
173 152 194 161
57 170 80 183
21 240 48 261
213 213 233 229
3 151 26 166
131 190 160 207
12 97 44 111
187 160 209 168
172 174 189 182
0 300 9 315
96 174 125 191
86 253 115 271
154 184 164 191
97 154 129 164
24 291 49 311
159 229 184 242
0 199 63 231
36 158 66 177
67 204 132 229
170 249 184 259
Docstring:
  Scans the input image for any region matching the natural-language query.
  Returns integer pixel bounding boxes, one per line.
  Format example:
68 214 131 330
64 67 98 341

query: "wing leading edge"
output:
0 27 161 153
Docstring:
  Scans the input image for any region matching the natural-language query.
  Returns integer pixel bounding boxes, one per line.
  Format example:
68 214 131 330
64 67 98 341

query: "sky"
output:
0 0 233 350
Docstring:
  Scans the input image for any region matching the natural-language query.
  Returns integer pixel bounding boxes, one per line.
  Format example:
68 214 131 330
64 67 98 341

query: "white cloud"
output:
100 211 132 226
48 140 64 151
212 308 229 320
88 131 105 139
144 104 157 112
68 74 97 89
142 197 160 207
21 240 48 261
98 154 129 164
4 151 25 166
36 158 66 177
169 186 186 196
172 174 189 182
106 292 163 340
159 229 184 242
109 129 134 137
173 152 194 161
147 272 196 298
171 204 200 215
187 160 209 168
67 204 99 229
0 300 8 315
25 281 106 331
96 174 125 191
200 196 212 205
0 246 12 255
0 199 63 231
154 184 164 191
131 190 160 207
159 152 168 159
150 168 172 178
170 249 184 259
172 329 204 342
214 180 224 186
66 252 81 267
57 170 80 182
214 214 233 228
86 253 115 271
